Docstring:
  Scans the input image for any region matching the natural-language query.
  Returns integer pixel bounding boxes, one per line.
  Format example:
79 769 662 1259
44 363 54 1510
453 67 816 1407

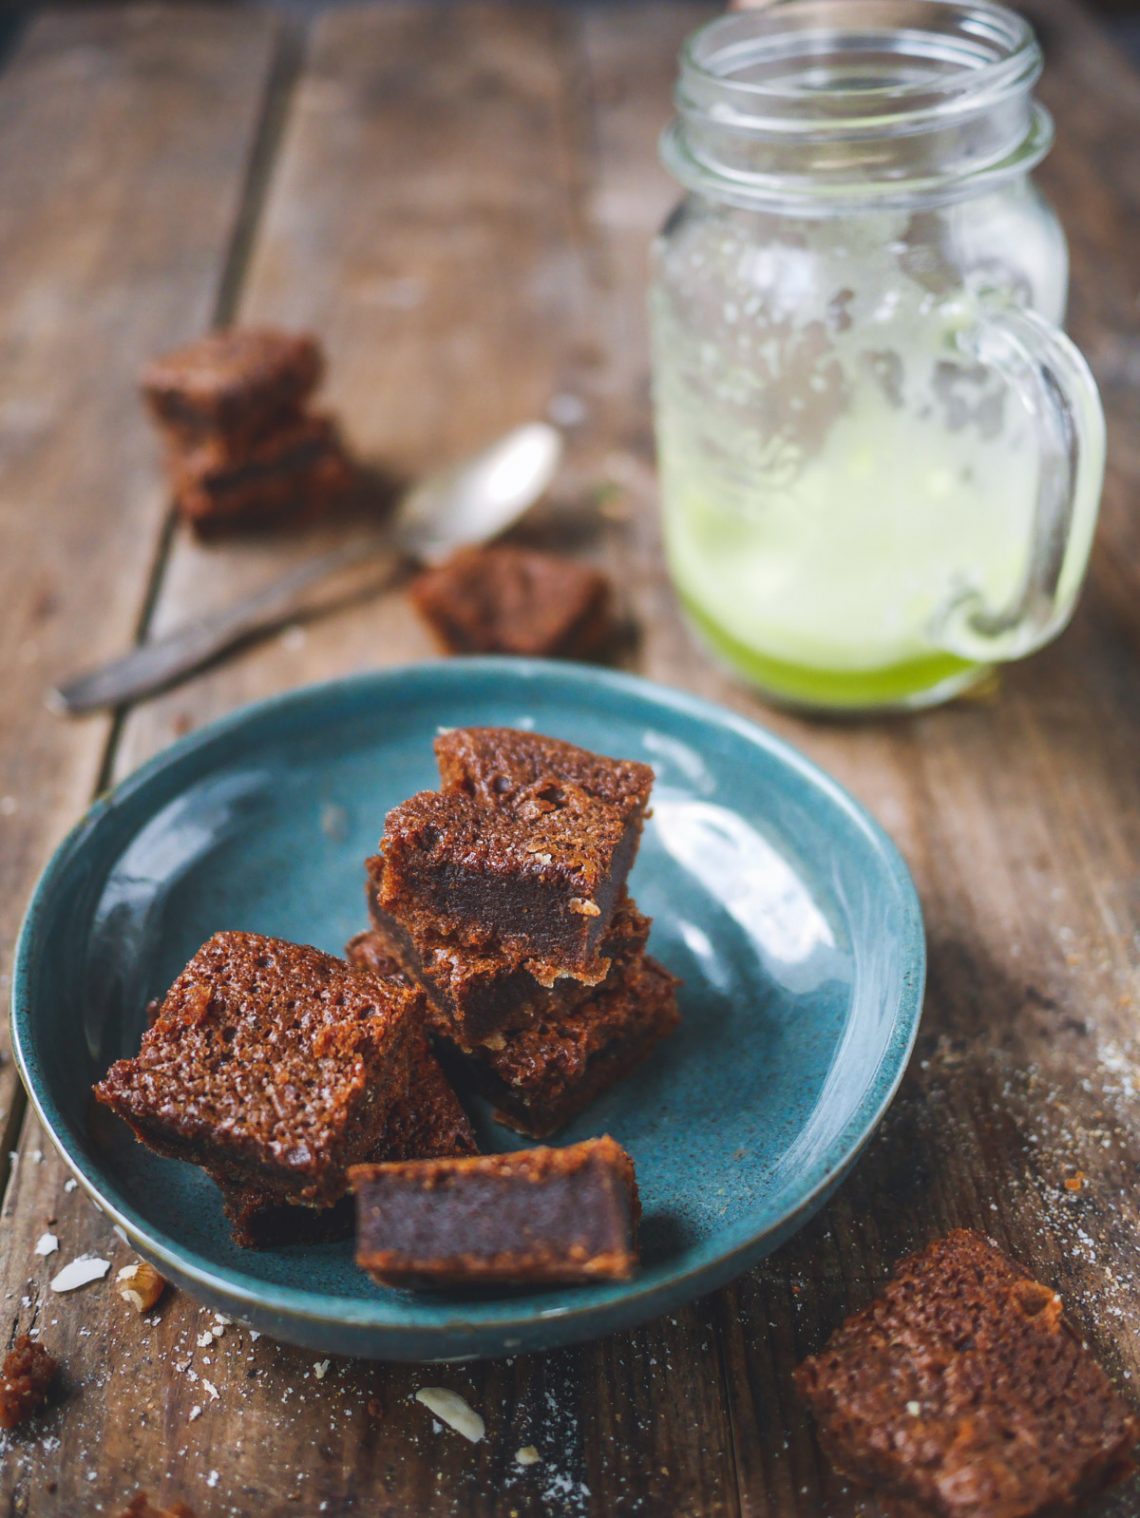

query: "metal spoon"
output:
51 423 563 716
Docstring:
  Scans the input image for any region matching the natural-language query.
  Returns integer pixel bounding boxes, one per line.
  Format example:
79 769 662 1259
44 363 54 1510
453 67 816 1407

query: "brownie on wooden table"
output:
409 545 616 660
380 729 654 984
364 856 652 1048
0 1335 57 1430
352 1136 640 1287
794 1229 1139 1518
172 412 355 537
94 932 422 1241
140 326 323 450
213 1029 478 1249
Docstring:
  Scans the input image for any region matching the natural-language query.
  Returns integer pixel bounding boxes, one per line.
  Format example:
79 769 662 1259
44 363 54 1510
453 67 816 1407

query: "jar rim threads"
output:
665 0 1052 212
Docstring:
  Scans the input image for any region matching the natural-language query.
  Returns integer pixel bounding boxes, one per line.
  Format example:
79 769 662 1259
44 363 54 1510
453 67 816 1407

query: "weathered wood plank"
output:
0 3 280 1175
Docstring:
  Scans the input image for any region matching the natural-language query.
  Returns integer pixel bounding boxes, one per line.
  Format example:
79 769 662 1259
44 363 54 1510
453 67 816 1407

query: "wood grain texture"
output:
0 5 279 1181
0 2 1137 1516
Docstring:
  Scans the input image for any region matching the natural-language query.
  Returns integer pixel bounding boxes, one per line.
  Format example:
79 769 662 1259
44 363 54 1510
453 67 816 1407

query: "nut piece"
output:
116 1260 166 1313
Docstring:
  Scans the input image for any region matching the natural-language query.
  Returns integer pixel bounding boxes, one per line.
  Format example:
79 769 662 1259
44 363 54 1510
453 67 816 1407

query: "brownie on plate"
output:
352 1136 640 1287
141 327 323 450
363 856 651 1048
794 1229 1139 1518
94 932 421 1222
349 919 677 1139
213 1030 477 1249
409 545 615 660
442 953 680 1140
380 732 653 985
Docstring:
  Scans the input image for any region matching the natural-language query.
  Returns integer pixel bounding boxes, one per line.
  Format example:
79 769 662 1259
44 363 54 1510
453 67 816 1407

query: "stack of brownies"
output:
94 727 677 1264
140 327 355 536
348 726 680 1140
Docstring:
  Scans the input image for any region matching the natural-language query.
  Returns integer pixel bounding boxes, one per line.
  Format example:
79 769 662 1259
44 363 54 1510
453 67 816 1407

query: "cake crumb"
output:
516 1445 542 1466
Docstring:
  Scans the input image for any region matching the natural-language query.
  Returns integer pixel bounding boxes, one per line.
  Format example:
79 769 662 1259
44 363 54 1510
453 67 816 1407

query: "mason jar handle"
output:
933 303 1105 664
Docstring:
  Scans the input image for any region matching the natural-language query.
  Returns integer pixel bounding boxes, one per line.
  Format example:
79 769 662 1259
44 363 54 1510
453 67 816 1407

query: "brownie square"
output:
409 545 615 660
171 413 355 536
140 326 323 449
352 1136 640 1287
380 785 639 984
380 731 654 984
94 932 421 1210
213 1030 478 1249
443 952 680 1140
362 857 651 1047
794 1229 1139 1518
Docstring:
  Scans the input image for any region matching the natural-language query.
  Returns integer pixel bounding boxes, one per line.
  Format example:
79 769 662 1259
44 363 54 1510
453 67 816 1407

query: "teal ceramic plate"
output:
12 660 924 1361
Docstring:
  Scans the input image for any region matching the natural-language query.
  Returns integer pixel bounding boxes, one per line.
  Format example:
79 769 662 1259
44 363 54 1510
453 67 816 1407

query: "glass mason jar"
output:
650 0 1105 712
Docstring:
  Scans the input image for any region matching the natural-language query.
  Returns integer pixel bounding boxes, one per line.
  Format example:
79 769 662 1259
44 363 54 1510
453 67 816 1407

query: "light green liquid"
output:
654 312 1039 711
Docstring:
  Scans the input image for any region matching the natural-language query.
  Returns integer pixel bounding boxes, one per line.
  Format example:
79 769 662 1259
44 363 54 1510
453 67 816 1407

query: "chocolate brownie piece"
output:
0 1336 56 1429
444 953 680 1140
210 1027 478 1248
352 1136 640 1287
435 726 653 825
380 787 635 984
794 1229 1139 1518
141 327 322 449
409 545 615 660
363 855 651 1047
171 413 355 537
381 734 652 986
94 932 421 1211
215 1033 477 1249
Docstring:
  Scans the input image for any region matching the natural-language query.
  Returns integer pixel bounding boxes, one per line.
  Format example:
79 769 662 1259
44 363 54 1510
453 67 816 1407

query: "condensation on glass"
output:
651 0 1105 711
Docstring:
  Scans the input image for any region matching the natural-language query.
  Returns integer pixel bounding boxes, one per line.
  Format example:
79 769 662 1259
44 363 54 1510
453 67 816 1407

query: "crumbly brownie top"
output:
0 1335 57 1430
795 1229 1139 1518
95 932 420 1180
141 327 322 431
409 546 613 658
435 727 652 822
356 1134 636 1193
382 785 629 908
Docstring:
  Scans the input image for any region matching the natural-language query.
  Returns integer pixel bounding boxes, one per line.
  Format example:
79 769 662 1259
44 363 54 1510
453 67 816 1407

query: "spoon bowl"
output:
395 422 563 563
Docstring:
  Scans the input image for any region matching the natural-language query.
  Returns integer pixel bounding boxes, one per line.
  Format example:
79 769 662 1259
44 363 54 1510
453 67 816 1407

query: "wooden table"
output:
0 4 1137 1514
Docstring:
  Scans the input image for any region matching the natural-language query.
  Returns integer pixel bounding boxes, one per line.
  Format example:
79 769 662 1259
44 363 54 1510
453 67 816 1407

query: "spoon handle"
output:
51 537 402 716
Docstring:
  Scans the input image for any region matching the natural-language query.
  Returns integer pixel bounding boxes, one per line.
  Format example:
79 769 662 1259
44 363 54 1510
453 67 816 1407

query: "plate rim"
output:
11 658 925 1353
